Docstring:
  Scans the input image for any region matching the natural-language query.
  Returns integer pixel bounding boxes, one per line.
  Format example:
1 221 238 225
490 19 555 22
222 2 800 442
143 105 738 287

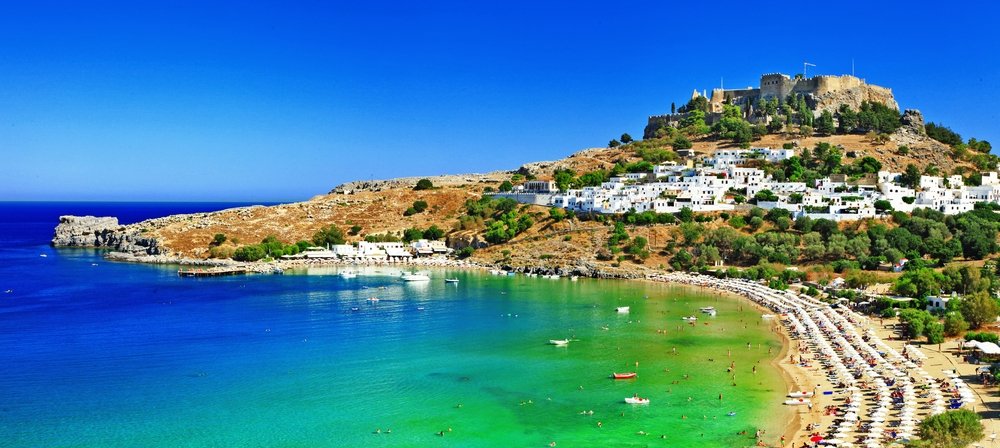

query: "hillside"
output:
62 119 978 269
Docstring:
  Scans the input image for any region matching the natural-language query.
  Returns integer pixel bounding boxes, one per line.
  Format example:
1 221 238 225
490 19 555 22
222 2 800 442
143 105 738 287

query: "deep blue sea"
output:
0 202 790 447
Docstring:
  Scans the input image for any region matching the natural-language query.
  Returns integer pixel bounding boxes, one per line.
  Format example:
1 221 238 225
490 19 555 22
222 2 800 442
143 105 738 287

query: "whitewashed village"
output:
500 147 1000 221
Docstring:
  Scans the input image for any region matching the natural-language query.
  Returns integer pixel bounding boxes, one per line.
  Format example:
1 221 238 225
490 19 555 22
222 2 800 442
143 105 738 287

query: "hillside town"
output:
499 147 1000 221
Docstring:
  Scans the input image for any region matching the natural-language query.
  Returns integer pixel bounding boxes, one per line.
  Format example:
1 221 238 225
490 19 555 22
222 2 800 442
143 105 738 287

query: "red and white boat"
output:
625 396 650 405
787 391 815 398
612 372 637 379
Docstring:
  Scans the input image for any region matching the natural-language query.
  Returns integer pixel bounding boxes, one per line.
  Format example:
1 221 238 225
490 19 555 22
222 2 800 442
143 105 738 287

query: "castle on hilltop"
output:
701 73 897 113
645 72 898 138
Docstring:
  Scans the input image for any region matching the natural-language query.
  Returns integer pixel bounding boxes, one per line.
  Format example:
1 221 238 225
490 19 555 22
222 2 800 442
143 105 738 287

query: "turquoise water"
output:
0 203 792 447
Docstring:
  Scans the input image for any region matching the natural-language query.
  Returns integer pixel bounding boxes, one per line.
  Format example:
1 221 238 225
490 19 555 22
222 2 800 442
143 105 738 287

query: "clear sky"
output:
2 1 998 202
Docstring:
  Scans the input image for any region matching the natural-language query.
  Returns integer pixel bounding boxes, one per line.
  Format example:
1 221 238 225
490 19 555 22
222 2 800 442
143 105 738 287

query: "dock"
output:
177 267 247 277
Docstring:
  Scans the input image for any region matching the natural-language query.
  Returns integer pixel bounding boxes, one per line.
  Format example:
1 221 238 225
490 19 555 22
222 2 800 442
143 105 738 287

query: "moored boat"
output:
784 398 811 405
625 396 650 405
682 316 697 322
616 306 630 313
548 339 570 346
699 306 715 313
787 391 815 398
401 273 430 282
444 278 459 283
612 372 637 379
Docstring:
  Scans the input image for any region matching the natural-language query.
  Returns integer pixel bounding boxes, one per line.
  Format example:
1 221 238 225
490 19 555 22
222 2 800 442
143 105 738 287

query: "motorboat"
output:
761 314 776 319
784 398 811 405
682 316 698 322
549 339 570 346
616 306 630 313
366 297 380 302
340 271 357 278
444 278 459 283
612 372 637 379
570 276 579 281
787 391 815 398
625 396 650 405
401 273 430 282
699 306 715 313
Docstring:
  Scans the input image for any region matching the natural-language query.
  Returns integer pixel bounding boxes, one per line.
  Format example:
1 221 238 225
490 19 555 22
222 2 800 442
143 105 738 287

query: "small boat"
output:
570 276 579 281
549 339 570 346
706 310 717 316
616 306 630 313
787 391 815 398
340 271 357 278
784 398 811 406
625 396 650 405
401 273 430 282
761 314 776 319
366 297 380 302
682 316 697 322
612 372 637 379
445 278 459 283
699 306 715 313
506 272 516 276
39 254 47 257
726 411 737 416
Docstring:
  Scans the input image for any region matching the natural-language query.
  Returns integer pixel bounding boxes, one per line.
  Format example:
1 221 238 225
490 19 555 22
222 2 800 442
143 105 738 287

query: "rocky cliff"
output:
51 215 163 255
810 83 898 115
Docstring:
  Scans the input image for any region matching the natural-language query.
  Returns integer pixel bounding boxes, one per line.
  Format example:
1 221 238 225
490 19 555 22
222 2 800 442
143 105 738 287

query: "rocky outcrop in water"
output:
51 215 163 255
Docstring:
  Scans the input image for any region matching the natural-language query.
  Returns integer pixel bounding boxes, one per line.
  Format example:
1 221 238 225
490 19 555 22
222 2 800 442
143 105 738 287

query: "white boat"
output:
784 398 811 406
401 273 430 282
366 297 380 302
444 278 459 283
699 306 715 313
706 310 717 316
787 391 815 398
340 271 357 278
616 306 630 313
682 316 698 322
549 339 570 346
625 396 650 405
570 276 579 281
761 314 776 319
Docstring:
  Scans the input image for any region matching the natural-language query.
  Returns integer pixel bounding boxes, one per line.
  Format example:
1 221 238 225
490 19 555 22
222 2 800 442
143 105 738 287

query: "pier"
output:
177 267 246 277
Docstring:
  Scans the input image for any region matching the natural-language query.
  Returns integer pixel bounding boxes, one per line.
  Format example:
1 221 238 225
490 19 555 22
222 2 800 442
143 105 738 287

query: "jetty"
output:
177 267 246 277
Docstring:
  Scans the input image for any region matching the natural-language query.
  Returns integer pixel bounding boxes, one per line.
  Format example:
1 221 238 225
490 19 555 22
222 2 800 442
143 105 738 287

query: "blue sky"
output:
2 1 998 201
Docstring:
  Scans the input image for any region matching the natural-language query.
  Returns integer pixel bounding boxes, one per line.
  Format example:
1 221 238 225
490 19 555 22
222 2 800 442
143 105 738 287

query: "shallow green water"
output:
1 260 792 447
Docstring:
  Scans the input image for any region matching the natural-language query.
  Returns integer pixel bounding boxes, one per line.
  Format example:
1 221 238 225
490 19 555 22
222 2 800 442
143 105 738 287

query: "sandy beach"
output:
649 272 997 447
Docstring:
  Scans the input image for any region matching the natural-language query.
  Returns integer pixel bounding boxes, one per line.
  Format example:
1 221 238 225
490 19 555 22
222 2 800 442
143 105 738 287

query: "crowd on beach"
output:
651 272 980 447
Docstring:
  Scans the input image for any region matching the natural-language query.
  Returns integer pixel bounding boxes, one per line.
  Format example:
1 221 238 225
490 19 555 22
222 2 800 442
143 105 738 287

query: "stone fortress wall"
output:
645 72 899 137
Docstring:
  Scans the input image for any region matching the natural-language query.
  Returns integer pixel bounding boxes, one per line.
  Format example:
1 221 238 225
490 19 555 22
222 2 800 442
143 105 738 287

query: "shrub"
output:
210 233 227 246
917 409 983 448
414 178 434 190
456 246 475 258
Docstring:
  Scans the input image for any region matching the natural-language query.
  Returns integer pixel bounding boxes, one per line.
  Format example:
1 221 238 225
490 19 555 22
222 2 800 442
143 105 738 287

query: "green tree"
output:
498 180 513 192
402 227 424 242
348 225 362 236
900 164 922 189
672 135 692 150
424 225 445 240
960 292 999 329
925 122 963 146
312 225 345 247
608 139 621 148
943 313 969 337
620 133 633 144
414 178 434 190
815 109 835 135
916 409 983 448
211 233 227 246
926 322 945 344
874 200 893 213
549 207 566 222
412 200 429 213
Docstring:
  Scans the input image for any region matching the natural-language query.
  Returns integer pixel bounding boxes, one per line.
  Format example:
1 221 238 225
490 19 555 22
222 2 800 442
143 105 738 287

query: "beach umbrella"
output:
811 435 824 443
